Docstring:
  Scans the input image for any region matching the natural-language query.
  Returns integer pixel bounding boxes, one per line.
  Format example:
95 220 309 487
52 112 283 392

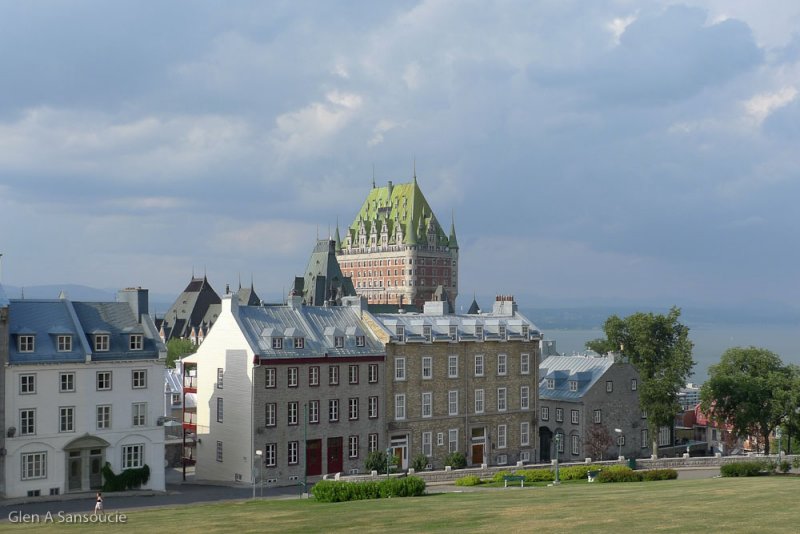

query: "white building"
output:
2 287 166 498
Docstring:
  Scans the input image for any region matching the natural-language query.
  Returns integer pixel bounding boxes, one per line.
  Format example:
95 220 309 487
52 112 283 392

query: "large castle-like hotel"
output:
335 174 459 310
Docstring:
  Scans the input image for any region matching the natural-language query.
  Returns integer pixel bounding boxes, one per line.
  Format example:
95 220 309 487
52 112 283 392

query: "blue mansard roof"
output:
539 354 614 402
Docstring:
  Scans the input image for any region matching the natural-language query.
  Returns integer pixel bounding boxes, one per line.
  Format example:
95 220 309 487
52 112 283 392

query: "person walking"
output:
94 492 104 514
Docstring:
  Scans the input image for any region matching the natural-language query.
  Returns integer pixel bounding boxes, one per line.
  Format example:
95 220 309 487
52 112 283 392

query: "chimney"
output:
492 294 517 316
118 287 149 323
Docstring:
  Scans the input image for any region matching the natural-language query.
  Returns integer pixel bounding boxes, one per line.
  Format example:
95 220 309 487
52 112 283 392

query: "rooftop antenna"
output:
372 164 376 189
238 273 242 291
413 157 417 183
0 252 3 283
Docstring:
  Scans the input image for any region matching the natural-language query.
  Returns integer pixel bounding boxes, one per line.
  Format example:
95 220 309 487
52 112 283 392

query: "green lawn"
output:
5 477 799 533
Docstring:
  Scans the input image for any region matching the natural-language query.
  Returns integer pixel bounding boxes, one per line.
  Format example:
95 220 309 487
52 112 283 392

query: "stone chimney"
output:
491 294 517 316
118 287 149 323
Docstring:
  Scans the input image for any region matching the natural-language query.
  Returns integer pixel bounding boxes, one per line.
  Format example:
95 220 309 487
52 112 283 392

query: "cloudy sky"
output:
1 0 800 312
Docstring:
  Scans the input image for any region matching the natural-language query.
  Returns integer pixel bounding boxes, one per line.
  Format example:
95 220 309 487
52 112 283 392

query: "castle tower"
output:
337 175 459 309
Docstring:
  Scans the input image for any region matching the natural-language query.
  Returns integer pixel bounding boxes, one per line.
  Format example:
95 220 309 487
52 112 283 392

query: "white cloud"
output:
744 86 797 124
403 62 422 90
607 14 637 45
367 119 398 147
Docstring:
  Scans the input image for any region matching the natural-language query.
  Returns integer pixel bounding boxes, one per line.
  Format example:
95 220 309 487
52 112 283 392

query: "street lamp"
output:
553 434 561 485
253 450 262 499
386 447 393 479
614 429 623 461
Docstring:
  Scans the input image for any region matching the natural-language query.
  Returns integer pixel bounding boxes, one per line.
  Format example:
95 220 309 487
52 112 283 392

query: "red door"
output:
327 437 343 474
306 439 322 476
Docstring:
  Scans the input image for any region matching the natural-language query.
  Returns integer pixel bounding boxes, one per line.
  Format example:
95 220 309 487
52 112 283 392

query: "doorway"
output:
539 427 552 462
471 427 486 465
327 437 343 474
390 435 408 470
307 439 322 476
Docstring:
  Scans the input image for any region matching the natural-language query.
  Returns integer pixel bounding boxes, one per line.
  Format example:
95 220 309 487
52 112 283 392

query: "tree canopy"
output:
166 338 197 368
587 307 694 454
700 346 794 455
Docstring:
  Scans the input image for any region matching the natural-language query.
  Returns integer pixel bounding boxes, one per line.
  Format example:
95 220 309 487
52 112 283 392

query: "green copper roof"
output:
346 180 452 247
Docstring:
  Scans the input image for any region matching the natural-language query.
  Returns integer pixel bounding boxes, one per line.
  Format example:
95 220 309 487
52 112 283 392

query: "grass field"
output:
4 477 799 533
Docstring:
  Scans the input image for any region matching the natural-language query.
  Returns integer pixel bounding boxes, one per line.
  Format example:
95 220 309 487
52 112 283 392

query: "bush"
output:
312 477 426 503
793 456 800 470
519 469 555 483
444 451 467 469
720 461 767 477
560 465 597 481
779 460 792 474
491 470 512 484
101 462 151 492
455 475 482 487
365 451 400 473
411 453 429 472
597 466 642 483
641 469 678 481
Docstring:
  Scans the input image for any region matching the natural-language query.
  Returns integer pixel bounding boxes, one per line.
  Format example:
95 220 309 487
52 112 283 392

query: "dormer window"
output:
130 334 143 351
57 335 72 352
499 325 507 339
547 378 555 390
18 335 35 353
272 338 283 350
569 380 578 392
475 325 484 339
423 325 432 343
94 335 110 352
355 335 365 347
334 336 344 348
522 325 529 338
294 337 305 349
396 325 405 341
449 325 457 341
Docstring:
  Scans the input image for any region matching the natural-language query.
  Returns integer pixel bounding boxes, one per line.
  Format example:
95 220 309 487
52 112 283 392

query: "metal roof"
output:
373 309 540 343
0 283 9 308
539 354 614 401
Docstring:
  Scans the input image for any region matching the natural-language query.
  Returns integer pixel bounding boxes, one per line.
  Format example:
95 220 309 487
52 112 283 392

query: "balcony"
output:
183 411 197 430
183 376 197 392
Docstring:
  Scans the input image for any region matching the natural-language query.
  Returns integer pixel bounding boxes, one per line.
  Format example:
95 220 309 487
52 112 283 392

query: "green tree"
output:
700 347 792 456
586 307 694 456
166 338 197 368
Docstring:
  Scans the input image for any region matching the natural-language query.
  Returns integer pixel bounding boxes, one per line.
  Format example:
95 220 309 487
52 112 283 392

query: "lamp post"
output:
253 450 262 499
386 447 392 479
553 434 561 485
614 428 623 460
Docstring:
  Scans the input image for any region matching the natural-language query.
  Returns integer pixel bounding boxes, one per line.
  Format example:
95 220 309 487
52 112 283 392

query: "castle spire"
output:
372 164 376 189
334 219 342 253
413 158 417 184
449 211 459 249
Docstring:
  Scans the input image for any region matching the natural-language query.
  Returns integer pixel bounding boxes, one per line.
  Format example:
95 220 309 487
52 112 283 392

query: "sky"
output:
2 0 800 314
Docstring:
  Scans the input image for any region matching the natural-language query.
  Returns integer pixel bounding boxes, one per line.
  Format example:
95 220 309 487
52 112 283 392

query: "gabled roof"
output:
161 275 221 341
539 355 614 401
236 281 261 306
295 239 355 306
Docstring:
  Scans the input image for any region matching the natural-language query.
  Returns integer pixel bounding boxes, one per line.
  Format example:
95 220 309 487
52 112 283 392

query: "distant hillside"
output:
1 284 176 315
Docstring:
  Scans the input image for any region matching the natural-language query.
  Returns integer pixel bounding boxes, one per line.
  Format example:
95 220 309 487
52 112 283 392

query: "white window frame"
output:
348 436 359 459
18 335 35 353
130 334 143 351
309 366 319 387
395 358 406 381
21 452 46 480
288 401 299 425
474 389 484 414
497 354 507 376
422 432 432 456
448 429 458 453
349 364 359 385
474 354 484 377
546 378 554 390
133 369 147 389
265 443 277 467
572 434 580 455
265 368 276 388
59 406 75 433
556 408 563 422
288 367 298 388
57 335 72 352
422 357 432 380
448 355 458 378
606 380 613 393
355 335 366 347
368 364 379 383
266 403 276 427
520 422 530 446
422 392 432 418
437 432 444 447
520 353 530 375
368 396 378 419
520 386 530 410
395 394 406 420
497 387 507 412
448 390 459 416
20 409 36 436
541 406 549 421
294 337 304 349
60 372 75 393
217 398 224 423
20 374 36 395
132 402 147 427
497 424 507 449
96 405 111 430
642 429 649 448
571 409 579 424
369 433 379 453
594 409 602 424
94 334 110 352
97 371 112 391
569 380 577 392
329 365 339 386
289 441 300 464
348 398 359 420
631 378 638 391
272 337 283 350
122 444 144 469
309 400 320 424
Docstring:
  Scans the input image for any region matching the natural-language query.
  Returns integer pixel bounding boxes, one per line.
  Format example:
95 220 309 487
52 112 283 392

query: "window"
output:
437 433 444 447
19 335 35 352
349 398 359 420
348 436 359 459
422 357 432 379
449 325 457 341
572 434 580 455
217 398 224 423
520 353 530 374
272 337 283 350
521 422 530 446
265 443 277 467
288 441 299 464
369 434 379 453
641 429 649 448
97 371 112 391
448 355 458 378
422 392 432 418
265 368 276 388
266 403 276 427
132 402 147 426
329 365 340 386
658 426 671 446
57 335 72 352
349 365 359 385
571 409 579 424
395 358 406 381
294 337 304 349
520 386 530 410
448 390 459 415
497 388 507 412
368 364 379 383
19 409 35 435
335 336 344 348
216 368 224 389
20 374 35 394
497 425 507 448
309 366 320 387
288 401 298 425
594 409 602 424
606 380 613 393
569 380 577 392
555 408 563 422
96 405 111 430
448 429 458 453
60 372 75 393
423 325 432 342
288 367 298 387
122 444 144 469
329 399 339 422
132 369 147 389
22 452 46 480
642 409 648 419
546 378 554 390
499 325 507 339
475 325 484 339
95 335 110 352
216 441 223 462
395 394 406 420
541 406 549 421
474 389 484 414
497 354 507 375
631 378 638 391
422 432 432 456
308 400 319 423
59 406 74 433
474 354 484 376
396 324 405 341
368 396 378 419
355 335 366 347
130 334 143 351
556 432 565 453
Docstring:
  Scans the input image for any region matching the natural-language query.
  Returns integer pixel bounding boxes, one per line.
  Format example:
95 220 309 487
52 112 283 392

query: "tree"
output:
586 307 694 456
701 347 793 456
166 338 197 369
585 425 614 460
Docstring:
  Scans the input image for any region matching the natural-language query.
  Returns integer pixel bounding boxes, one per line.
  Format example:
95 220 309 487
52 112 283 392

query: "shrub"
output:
720 461 767 477
779 460 792 474
312 477 426 502
365 451 400 473
597 466 642 483
102 462 151 492
793 456 800 470
560 465 597 481
641 469 678 481
455 475 482 487
519 469 555 483
444 451 467 469
411 453 429 472
492 470 512 484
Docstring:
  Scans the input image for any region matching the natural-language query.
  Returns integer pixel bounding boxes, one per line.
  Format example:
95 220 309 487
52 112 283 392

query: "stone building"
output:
292 239 356 306
365 296 541 469
336 175 459 310
538 354 647 462
0 283 9 496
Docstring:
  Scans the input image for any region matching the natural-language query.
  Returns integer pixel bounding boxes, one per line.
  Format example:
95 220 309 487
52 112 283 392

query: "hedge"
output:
455 475 482 487
492 469 554 484
101 462 151 492
597 466 677 483
720 461 770 477
312 476 426 503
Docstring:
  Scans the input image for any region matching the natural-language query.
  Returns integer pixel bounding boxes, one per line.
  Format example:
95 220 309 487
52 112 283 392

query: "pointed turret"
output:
334 224 342 253
449 213 459 249
467 295 481 315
